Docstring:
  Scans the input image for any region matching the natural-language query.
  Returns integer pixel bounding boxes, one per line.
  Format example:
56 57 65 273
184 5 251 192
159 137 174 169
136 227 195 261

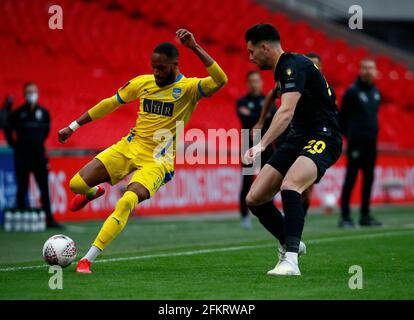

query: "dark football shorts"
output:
266 131 343 183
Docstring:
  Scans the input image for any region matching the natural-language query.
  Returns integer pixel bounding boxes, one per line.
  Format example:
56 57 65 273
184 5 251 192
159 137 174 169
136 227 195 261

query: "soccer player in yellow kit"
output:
57 29 228 273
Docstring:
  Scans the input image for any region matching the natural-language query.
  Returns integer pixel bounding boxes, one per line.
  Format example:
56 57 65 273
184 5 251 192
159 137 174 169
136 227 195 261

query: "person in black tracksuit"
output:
236 71 276 229
339 58 382 228
0 96 13 129
4 82 62 229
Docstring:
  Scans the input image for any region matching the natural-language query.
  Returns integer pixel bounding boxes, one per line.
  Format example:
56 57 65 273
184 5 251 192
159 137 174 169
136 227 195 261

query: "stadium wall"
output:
1 151 414 222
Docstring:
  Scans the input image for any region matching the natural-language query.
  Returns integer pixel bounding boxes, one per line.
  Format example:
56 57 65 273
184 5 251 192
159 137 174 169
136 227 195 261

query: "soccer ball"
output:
42 234 77 267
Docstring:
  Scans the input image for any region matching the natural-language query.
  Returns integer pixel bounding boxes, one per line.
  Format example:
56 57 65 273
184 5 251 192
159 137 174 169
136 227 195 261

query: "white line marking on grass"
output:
95 229 414 264
0 229 412 272
0 264 47 272
64 225 87 232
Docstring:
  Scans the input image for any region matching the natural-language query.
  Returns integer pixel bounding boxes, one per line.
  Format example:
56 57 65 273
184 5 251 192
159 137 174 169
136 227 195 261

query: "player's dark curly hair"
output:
153 42 179 59
245 23 280 45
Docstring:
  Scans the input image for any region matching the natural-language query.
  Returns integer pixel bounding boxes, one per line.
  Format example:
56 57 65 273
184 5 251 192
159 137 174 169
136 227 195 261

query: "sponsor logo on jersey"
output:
143 98 174 117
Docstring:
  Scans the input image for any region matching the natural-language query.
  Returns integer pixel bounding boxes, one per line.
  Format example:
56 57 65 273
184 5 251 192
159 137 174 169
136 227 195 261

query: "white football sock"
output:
83 245 101 262
285 252 298 264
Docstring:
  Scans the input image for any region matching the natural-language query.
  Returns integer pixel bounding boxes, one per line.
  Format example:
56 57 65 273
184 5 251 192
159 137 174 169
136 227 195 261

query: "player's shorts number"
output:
304 139 326 154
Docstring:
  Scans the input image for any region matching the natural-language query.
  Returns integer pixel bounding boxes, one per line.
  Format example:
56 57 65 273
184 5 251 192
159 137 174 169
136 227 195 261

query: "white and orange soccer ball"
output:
42 235 77 267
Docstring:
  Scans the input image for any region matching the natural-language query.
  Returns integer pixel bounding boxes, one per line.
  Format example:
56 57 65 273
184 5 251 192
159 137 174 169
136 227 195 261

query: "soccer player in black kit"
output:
244 23 342 276
253 52 331 217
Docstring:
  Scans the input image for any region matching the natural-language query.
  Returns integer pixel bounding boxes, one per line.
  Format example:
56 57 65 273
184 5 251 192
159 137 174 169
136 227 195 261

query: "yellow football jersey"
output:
116 73 205 157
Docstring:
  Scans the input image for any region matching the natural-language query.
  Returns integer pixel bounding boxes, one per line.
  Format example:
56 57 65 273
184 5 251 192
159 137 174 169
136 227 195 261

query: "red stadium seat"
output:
1 0 413 149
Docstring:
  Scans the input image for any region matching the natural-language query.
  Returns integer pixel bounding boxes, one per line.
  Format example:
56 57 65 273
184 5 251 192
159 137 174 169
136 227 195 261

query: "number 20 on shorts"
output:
304 140 326 154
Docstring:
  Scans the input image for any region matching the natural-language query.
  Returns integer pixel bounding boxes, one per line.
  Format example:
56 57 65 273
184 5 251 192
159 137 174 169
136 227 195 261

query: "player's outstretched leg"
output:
76 183 149 274
246 165 285 241
69 159 110 211
269 156 316 276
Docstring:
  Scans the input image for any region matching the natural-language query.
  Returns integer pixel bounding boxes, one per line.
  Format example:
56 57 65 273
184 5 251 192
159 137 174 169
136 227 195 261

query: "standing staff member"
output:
236 71 275 229
5 82 61 229
339 58 382 228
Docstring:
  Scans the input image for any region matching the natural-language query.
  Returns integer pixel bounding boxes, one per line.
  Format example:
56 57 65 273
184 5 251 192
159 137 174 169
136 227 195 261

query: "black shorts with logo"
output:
267 130 343 183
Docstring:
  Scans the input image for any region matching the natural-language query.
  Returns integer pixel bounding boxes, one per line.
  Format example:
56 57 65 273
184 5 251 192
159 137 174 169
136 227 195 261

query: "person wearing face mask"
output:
4 82 62 229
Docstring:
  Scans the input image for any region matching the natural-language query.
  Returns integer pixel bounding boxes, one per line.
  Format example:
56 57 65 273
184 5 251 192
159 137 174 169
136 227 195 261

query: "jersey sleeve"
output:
236 98 245 114
188 77 205 101
189 62 228 101
4 110 17 148
236 98 249 121
191 76 224 100
277 58 306 94
338 87 356 135
43 108 51 138
116 75 146 104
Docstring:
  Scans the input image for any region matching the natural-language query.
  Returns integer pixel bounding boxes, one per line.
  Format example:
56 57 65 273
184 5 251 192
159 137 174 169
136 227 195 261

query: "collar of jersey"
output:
154 73 184 88
274 51 285 72
174 73 184 82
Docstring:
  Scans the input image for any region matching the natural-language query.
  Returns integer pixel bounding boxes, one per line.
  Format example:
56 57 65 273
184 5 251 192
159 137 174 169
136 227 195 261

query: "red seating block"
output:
0 0 413 149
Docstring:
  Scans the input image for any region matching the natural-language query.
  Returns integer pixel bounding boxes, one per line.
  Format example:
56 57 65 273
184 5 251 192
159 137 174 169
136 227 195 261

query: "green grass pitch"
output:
0 206 413 299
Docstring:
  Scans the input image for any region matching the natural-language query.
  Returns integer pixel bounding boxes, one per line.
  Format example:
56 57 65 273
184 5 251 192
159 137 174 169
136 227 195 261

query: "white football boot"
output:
267 241 306 276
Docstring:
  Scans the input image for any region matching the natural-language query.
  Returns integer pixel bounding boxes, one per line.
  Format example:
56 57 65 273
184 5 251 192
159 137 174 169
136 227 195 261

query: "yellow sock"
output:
93 191 139 250
69 172 97 198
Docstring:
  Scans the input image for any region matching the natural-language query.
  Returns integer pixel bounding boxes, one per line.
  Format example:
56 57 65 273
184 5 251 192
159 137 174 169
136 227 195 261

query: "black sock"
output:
301 199 310 217
249 201 286 245
281 190 305 253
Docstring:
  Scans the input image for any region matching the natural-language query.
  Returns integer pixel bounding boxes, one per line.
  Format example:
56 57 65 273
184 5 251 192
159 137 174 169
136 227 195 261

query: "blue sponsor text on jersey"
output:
143 98 174 117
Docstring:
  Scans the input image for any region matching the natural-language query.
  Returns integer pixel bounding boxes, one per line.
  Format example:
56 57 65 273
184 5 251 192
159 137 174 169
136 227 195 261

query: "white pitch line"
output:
95 229 413 264
0 229 412 273
64 225 87 233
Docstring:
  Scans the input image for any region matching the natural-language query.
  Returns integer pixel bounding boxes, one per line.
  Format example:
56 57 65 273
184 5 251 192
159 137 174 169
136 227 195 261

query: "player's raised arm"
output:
57 75 143 144
176 28 228 97
57 95 122 144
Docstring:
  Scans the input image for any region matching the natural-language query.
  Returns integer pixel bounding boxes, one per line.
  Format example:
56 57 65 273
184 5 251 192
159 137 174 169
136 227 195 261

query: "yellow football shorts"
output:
95 137 175 197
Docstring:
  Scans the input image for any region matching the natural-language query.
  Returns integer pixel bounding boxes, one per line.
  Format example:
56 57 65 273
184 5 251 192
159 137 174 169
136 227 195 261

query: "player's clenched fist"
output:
243 143 265 165
58 127 74 144
176 29 197 49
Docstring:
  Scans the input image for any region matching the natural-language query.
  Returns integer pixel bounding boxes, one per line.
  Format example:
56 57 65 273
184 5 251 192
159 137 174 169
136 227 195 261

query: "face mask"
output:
26 92 38 105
